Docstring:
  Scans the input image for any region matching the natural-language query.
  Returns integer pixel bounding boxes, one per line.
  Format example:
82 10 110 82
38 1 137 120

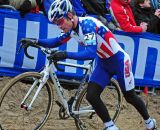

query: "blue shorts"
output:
89 51 135 92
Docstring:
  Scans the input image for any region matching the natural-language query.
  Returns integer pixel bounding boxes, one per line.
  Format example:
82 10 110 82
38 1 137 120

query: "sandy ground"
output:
0 77 159 130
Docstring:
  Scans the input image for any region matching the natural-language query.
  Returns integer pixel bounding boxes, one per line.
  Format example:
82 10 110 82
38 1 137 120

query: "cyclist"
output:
20 0 157 129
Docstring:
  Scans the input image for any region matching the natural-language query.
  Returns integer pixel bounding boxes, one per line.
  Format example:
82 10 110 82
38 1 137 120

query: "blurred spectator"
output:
0 0 9 5
0 0 15 10
36 0 44 13
110 0 148 32
80 0 108 17
132 0 160 34
43 0 109 18
72 0 119 31
70 0 86 16
8 0 43 17
151 0 160 9
42 0 118 31
43 0 86 16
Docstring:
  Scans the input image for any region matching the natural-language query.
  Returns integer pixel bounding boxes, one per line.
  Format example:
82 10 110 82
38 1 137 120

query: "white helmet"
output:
48 0 73 22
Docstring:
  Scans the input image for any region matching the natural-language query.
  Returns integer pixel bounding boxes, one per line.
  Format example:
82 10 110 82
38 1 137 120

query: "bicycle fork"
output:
21 69 50 110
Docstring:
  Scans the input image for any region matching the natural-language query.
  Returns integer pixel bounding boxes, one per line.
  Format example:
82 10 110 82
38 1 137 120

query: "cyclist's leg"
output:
116 53 157 130
87 62 119 130
86 82 110 122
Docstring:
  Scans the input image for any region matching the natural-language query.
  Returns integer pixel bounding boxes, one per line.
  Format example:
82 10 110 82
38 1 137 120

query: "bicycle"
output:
0 43 122 130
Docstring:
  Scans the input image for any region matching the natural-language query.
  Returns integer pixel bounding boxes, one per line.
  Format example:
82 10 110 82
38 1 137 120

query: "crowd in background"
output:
0 0 44 17
0 0 160 34
110 0 160 34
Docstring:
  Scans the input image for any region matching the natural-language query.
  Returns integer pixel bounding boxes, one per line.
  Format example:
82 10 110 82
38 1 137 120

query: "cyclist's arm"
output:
37 32 71 48
38 37 62 48
67 20 97 60
67 45 96 60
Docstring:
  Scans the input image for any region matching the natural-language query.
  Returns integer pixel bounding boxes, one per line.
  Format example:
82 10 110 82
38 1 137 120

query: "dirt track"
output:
0 77 159 130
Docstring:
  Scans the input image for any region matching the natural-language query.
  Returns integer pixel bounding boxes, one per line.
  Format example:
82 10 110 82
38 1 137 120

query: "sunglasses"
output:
53 18 65 26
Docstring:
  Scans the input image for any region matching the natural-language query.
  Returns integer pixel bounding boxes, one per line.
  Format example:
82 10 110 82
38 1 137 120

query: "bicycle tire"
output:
74 78 122 130
0 72 53 130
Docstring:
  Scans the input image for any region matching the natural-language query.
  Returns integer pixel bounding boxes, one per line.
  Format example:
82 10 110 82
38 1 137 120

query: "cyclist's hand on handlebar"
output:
20 38 38 48
47 51 67 61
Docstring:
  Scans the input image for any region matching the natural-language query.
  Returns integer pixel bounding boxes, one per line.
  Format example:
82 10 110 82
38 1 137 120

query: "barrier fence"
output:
0 9 160 87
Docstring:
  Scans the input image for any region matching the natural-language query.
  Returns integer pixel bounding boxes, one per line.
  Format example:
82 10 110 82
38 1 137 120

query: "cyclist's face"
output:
53 18 65 26
54 17 73 33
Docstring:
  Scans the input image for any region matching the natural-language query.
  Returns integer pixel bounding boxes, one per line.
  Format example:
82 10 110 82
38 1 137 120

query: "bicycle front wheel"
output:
75 78 122 130
0 72 53 130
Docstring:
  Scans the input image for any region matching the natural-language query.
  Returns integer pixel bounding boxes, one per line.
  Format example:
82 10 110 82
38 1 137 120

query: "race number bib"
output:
84 33 96 45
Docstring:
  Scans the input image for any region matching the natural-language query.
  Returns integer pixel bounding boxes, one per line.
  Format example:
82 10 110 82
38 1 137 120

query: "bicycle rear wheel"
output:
0 72 53 130
75 78 122 130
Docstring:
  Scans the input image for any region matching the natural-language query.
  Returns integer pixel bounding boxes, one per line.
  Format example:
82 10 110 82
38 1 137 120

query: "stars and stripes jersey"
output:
38 16 126 59
58 16 126 59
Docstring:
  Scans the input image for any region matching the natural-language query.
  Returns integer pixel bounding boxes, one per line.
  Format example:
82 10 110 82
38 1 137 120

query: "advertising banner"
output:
0 9 160 87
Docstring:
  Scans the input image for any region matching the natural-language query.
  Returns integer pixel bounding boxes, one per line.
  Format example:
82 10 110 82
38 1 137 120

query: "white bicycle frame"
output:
21 59 95 116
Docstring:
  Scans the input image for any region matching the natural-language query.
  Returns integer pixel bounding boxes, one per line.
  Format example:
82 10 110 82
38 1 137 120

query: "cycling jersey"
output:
38 16 135 91
39 16 126 58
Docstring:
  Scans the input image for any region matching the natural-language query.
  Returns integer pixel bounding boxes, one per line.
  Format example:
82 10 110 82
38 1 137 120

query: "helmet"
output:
48 0 73 22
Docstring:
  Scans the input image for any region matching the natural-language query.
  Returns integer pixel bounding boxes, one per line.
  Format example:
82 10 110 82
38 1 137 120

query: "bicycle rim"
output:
0 72 53 130
107 78 122 122
74 78 122 130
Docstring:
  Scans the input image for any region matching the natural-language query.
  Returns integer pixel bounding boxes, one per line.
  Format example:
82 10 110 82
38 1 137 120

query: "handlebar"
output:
18 41 93 72
18 43 64 71
24 44 41 59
